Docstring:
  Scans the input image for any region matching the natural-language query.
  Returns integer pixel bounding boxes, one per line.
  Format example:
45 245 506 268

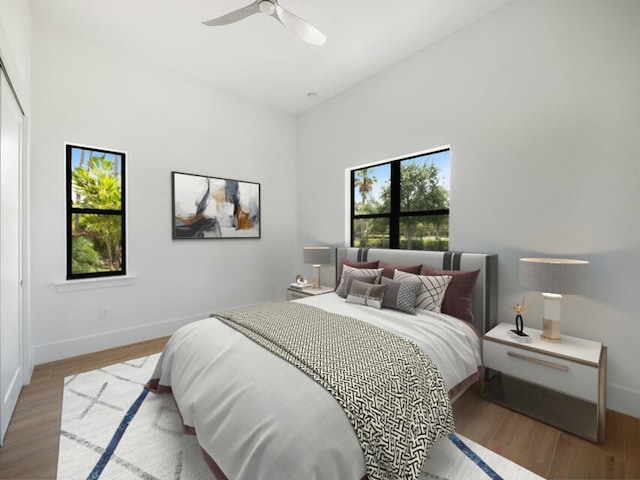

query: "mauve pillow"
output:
379 261 422 279
420 266 480 322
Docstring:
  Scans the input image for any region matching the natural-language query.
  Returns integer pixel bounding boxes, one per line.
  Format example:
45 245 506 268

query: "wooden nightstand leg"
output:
597 346 607 443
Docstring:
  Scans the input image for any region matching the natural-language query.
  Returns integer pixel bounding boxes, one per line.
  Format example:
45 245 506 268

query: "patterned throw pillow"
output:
336 259 379 284
336 266 383 298
393 270 452 313
420 266 480 321
343 274 377 295
380 277 421 314
346 279 388 309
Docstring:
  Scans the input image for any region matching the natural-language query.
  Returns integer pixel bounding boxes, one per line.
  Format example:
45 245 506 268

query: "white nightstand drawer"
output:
484 339 599 402
482 323 606 442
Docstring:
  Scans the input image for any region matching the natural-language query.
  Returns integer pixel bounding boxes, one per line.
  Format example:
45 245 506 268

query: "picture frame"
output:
171 171 261 239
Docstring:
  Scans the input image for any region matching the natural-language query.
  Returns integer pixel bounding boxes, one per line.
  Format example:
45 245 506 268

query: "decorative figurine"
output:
511 296 535 337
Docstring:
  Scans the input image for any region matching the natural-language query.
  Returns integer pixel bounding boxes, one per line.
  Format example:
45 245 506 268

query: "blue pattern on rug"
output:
58 355 542 480
448 433 504 480
87 388 150 479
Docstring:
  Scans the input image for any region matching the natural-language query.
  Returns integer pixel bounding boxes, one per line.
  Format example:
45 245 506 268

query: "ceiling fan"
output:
202 0 326 46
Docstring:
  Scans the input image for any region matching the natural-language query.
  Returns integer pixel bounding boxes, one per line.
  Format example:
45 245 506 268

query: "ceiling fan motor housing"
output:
258 1 276 16
203 0 325 46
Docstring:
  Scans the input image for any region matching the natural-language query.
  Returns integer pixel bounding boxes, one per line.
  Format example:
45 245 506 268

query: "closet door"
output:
0 70 23 445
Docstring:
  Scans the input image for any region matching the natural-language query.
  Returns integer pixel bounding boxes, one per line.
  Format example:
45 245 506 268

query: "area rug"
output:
58 354 543 480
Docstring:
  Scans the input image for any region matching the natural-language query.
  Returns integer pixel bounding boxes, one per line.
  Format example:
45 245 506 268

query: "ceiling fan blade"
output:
202 1 260 26
273 3 326 46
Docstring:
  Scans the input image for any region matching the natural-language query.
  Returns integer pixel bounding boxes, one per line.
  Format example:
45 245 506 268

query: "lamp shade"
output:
303 246 330 265
519 258 589 295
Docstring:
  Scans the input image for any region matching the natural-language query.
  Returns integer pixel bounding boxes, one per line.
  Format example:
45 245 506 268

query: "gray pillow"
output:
346 279 388 309
344 274 377 294
380 277 421 314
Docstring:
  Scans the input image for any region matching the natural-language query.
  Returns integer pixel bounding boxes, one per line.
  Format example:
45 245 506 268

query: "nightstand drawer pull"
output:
507 351 569 372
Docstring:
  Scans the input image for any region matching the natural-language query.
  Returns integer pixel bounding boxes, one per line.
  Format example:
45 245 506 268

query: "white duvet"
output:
149 294 482 480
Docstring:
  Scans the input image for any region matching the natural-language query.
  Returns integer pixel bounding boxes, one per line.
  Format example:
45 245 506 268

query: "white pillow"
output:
335 265 383 298
393 270 452 313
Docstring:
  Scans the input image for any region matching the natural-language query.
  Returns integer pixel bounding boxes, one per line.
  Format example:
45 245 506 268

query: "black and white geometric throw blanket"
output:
214 301 454 480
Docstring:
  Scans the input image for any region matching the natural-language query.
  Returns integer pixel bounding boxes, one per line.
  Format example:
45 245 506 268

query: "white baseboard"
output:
608 383 640 419
30 313 208 367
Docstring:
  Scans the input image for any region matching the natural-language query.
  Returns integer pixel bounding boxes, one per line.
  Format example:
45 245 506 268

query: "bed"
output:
148 247 498 480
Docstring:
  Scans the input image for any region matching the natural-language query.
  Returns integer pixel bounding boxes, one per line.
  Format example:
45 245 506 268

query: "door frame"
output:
0 62 28 446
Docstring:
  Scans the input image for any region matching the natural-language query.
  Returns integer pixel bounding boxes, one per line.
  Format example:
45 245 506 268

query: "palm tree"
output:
354 168 378 245
354 167 377 206
71 153 122 272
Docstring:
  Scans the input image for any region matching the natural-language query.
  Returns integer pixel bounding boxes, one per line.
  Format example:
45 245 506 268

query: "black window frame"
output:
66 144 126 280
350 148 450 250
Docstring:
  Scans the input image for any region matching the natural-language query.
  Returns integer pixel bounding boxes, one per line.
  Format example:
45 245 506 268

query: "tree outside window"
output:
66 144 126 279
351 149 450 251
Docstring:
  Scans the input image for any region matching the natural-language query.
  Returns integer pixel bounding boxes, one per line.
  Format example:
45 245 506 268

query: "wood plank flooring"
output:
453 383 640 479
0 337 638 479
0 337 169 480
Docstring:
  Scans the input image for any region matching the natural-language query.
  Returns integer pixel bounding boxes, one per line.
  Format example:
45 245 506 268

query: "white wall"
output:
0 0 31 113
296 0 640 418
30 23 297 363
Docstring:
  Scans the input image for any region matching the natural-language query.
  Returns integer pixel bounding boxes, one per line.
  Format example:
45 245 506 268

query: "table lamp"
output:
303 247 331 289
519 257 589 342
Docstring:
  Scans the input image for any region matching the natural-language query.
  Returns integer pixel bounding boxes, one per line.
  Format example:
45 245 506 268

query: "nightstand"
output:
286 285 334 301
482 322 606 443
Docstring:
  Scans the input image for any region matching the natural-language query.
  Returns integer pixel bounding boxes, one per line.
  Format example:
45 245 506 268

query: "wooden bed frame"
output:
336 247 498 335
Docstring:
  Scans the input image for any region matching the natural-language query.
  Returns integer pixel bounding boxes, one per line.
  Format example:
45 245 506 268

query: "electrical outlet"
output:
100 307 108 318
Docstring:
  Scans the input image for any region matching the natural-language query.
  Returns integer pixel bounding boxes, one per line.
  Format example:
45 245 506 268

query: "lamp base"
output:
541 317 562 343
312 264 321 289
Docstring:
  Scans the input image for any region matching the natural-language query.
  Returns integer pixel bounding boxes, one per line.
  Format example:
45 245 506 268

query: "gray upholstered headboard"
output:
336 247 498 335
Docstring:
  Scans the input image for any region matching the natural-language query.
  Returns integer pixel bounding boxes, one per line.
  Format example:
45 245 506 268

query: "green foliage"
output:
72 154 121 209
71 236 103 273
71 153 123 274
353 159 449 251
398 236 449 251
399 161 449 212
353 218 389 248
377 161 449 212
354 233 449 250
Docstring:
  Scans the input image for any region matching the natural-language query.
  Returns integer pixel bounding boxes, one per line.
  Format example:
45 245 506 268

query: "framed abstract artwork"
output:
172 171 261 239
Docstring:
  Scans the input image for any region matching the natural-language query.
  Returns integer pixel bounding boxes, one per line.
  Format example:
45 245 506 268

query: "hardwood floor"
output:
0 337 638 479
0 337 170 480
453 383 640 479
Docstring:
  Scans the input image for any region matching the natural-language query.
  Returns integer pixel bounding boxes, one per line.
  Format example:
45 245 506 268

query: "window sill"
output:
55 274 137 292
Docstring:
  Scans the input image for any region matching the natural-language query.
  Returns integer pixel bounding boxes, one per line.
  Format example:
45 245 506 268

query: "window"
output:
66 144 126 279
351 148 450 251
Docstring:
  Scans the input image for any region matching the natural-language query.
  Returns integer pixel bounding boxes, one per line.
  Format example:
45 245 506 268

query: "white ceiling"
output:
29 0 511 114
